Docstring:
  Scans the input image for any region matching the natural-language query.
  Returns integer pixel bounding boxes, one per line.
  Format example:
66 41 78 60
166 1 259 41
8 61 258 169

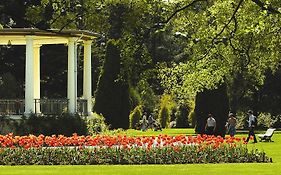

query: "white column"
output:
83 40 93 115
34 45 41 113
74 43 78 112
68 38 76 114
25 36 35 115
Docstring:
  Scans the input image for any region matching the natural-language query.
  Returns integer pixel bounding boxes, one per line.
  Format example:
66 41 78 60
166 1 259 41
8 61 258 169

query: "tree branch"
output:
245 33 254 66
196 0 244 63
251 0 281 15
212 0 244 44
163 0 207 24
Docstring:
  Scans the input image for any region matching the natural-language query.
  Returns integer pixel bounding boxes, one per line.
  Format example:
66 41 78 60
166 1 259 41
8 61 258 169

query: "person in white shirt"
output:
205 113 216 135
245 110 257 143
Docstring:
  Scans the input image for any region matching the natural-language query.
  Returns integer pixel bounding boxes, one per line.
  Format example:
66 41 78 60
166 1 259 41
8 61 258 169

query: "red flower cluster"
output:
0 133 245 149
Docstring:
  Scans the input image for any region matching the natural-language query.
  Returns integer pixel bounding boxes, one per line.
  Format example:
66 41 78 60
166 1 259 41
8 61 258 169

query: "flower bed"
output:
0 133 272 165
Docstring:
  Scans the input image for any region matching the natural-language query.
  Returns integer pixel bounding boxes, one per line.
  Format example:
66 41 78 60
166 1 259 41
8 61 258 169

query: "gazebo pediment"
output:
0 28 98 45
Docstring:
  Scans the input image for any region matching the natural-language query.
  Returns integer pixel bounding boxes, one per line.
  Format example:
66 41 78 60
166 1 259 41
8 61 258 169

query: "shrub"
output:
256 112 278 129
236 112 279 129
235 111 248 129
158 94 175 128
0 115 17 134
272 115 281 128
129 105 143 129
175 101 195 128
86 113 109 135
0 113 87 136
136 79 158 113
159 106 169 128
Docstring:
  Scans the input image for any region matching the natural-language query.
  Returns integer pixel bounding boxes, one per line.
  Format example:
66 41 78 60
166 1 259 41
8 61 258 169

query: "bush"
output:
159 106 169 128
129 105 143 129
136 79 158 113
235 111 248 129
272 115 281 128
158 94 175 128
175 101 195 128
0 115 18 134
0 113 87 136
86 113 109 135
257 113 277 129
236 112 279 129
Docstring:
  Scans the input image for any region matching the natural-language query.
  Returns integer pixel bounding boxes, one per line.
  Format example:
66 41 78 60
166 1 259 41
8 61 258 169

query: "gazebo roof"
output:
0 28 99 45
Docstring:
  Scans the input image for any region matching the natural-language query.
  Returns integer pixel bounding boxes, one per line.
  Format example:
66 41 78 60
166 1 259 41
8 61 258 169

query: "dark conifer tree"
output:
194 84 229 136
94 40 130 128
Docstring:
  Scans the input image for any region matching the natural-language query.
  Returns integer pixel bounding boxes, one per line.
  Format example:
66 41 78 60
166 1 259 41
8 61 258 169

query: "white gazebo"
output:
0 28 98 116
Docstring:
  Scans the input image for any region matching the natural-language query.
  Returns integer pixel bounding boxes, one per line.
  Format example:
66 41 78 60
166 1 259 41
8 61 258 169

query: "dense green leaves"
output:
1 0 281 128
159 0 281 108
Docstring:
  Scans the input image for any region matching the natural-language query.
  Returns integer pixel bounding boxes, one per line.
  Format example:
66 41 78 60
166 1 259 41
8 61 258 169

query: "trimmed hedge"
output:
0 114 87 136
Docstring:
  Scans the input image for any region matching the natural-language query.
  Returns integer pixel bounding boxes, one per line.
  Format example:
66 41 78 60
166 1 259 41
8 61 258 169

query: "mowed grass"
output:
0 129 280 175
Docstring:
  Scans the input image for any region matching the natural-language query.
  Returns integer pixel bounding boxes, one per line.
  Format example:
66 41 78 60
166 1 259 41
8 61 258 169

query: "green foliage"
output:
175 101 195 128
94 39 130 129
0 114 87 136
0 115 17 134
129 105 143 129
86 113 109 135
159 106 169 128
235 111 248 130
257 113 277 129
256 69 281 115
194 84 229 135
136 79 158 113
158 94 175 128
0 72 19 98
236 112 280 130
158 0 281 114
128 87 142 110
188 110 196 127
3 0 281 131
272 115 281 128
0 145 272 165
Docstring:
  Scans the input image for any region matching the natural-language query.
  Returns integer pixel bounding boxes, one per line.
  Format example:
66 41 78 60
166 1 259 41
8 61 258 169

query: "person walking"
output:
226 113 237 137
246 110 258 143
205 113 216 135
141 113 148 131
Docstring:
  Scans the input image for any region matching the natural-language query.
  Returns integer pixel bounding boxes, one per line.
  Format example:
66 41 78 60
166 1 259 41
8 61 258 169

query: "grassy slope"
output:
0 129 280 175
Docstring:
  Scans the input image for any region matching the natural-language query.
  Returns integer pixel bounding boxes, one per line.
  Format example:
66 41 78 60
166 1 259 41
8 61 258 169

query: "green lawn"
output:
0 129 280 175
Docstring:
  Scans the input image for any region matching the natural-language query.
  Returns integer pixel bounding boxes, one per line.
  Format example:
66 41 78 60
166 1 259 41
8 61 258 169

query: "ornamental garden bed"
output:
0 133 272 165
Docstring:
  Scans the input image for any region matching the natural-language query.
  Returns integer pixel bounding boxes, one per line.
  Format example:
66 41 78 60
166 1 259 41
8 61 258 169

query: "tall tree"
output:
160 0 281 109
94 39 130 128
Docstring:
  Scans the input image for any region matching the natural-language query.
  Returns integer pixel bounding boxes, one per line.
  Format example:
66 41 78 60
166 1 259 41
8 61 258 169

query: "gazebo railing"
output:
0 99 24 115
0 99 88 116
35 99 69 115
77 98 88 116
